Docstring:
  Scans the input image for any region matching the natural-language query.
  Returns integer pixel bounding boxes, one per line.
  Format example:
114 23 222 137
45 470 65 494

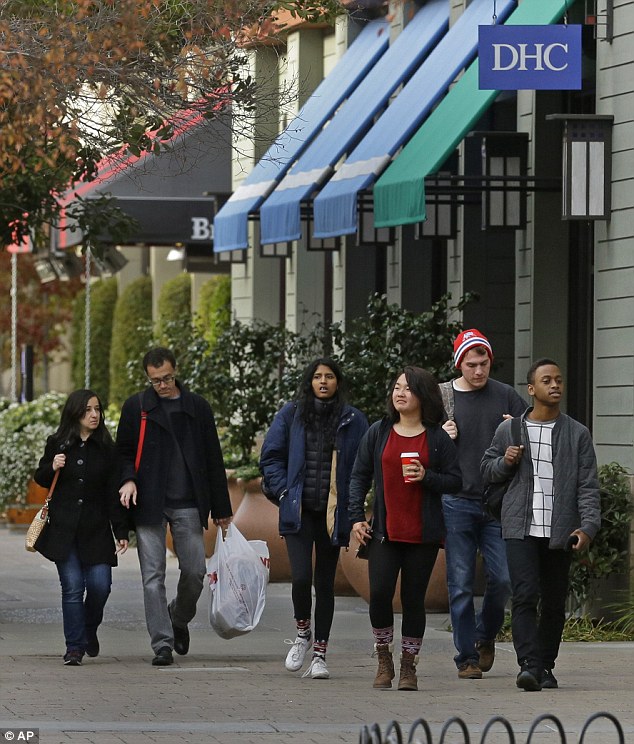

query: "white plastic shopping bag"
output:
207 523 270 639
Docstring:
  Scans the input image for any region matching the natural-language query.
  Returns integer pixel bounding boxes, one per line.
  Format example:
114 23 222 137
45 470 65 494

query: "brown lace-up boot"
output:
398 651 419 691
373 643 394 689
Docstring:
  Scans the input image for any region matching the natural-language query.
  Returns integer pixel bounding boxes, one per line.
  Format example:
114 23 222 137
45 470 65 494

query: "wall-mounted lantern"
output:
357 194 394 247
546 114 614 220
260 241 292 258
479 132 528 230
302 215 342 252
415 169 458 239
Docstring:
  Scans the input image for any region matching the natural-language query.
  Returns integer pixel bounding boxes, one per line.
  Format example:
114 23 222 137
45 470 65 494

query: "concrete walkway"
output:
0 527 632 744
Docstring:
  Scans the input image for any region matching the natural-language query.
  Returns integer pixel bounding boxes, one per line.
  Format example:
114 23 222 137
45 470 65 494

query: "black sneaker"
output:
516 661 541 691
152 646 174 666
540 669 559 689
85 636 100 658
168 605 190 656
63 650 83 666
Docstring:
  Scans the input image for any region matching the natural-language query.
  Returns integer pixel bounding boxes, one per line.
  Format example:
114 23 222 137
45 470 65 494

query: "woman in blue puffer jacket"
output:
260 357 368 680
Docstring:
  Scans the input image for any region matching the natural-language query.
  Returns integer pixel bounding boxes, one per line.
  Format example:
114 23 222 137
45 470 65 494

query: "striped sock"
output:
313 640 327 658
401 636 422 656
372 626 394 646
296 619 311 640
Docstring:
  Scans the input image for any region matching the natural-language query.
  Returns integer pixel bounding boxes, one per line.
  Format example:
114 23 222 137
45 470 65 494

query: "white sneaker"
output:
284 636 312 671
302 656 330 679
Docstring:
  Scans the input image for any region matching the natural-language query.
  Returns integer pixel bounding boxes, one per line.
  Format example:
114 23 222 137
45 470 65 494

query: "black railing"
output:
359 711 625 744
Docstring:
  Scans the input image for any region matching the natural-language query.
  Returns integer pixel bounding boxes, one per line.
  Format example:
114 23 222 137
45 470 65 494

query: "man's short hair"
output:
527 357 560 385
143 347 176 373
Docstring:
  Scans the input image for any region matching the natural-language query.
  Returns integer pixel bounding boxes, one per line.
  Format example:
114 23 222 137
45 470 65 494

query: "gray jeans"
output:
136 507 206 653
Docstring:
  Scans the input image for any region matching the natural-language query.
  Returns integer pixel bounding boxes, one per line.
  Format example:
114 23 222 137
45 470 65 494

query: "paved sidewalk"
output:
1 527 632 744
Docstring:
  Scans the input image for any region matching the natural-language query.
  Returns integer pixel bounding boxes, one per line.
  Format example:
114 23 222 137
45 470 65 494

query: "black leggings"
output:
368 539 439 638
284 510 340 641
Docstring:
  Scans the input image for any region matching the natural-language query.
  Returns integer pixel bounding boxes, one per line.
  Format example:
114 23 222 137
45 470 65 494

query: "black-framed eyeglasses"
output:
148 374 176 387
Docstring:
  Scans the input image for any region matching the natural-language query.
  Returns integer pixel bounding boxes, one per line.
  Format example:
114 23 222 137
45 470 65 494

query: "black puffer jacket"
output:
34 435 129 565
301 401 336 512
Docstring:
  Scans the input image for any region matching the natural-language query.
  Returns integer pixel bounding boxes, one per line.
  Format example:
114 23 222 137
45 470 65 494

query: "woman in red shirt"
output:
349 366 461 691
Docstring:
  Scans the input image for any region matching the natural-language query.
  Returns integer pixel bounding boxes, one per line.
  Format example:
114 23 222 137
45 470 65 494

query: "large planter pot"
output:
5 504 40 529
26 479 48 505
339 545 449 613
232 477 292 582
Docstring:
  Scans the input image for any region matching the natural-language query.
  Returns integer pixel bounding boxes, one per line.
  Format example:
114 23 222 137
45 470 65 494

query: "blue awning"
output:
213 18 389 252
311 0 516 239
258 0 449 246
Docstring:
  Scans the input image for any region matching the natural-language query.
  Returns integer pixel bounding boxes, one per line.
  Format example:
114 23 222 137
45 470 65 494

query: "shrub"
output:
109 276 153 406
181 291 473 465
0 392 67 511
196 275 231 350
156 273 191 345
568 462 633 613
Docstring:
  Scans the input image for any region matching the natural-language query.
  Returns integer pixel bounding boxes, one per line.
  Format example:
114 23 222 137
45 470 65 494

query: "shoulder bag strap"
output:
134 392 148 473
40 469 60 521
439 381 455 421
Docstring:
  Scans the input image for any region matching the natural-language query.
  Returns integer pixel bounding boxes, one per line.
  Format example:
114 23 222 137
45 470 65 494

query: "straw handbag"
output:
25 470 60 553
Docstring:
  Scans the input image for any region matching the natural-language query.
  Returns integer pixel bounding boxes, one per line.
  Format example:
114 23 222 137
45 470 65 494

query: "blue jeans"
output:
56 546 112 653
136 507 206 653
442 495 511 667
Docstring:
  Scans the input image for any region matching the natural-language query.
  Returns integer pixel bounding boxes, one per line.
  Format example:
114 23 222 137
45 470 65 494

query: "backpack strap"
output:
439 381 455 421
134 392 147 473
510 415 522 446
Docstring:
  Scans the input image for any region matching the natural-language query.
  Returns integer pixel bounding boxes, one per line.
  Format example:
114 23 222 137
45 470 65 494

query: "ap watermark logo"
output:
1 730 39 742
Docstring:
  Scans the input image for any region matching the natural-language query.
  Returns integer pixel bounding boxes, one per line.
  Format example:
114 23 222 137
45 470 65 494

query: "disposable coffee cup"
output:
401 452 419 483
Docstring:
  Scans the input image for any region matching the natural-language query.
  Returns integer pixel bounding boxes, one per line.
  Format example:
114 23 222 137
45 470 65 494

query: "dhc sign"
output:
479 24 582 90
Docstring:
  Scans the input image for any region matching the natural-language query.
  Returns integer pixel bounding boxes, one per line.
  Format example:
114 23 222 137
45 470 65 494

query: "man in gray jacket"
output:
481 358 601 692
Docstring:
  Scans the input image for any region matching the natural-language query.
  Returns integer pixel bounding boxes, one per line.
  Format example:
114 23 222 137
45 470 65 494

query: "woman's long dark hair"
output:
295 357 346 441
386 366 445 427
53 389 113 448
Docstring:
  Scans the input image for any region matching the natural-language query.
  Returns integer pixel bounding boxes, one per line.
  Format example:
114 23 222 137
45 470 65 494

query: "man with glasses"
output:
117 347 232 666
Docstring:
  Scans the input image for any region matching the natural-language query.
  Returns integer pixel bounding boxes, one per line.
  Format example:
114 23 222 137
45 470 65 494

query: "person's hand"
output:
570 529 591 551
119 481 137 508
503 445 524 466
213 516 233 529
405 458 425 482
116 539 129 555
443 420 458 439
52 454 66 471
352 520 372 546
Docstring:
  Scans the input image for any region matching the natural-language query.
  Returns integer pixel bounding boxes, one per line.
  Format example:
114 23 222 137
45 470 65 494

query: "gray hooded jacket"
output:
480 410 601 548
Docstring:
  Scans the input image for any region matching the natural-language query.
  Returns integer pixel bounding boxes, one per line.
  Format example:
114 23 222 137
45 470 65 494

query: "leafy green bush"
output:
0 392 66 511
179 291 472 465
333 293 475 422
196 275 231 350
156 273 191 346
109 276 153 406
568 462 633 613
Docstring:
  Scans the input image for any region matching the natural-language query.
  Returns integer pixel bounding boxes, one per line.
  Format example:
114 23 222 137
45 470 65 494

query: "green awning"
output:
374 0 570 228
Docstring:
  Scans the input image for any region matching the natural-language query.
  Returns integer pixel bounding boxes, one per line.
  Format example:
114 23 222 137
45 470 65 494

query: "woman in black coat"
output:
34 389 129 666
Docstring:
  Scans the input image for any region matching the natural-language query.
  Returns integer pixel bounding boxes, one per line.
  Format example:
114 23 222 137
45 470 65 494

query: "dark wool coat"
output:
34 435 129 565
116 383 231 528
348 419 462 545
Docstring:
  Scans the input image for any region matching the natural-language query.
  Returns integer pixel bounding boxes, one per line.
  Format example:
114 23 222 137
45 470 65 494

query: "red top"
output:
382 429 429 543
